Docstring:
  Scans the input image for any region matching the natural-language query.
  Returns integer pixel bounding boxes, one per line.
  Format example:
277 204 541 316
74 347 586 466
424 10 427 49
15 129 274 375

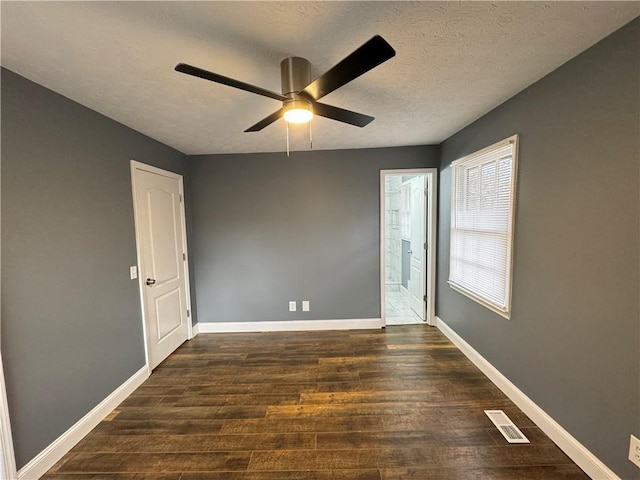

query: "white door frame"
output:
380 168 437 327
130 160 194 374
0 353 17 480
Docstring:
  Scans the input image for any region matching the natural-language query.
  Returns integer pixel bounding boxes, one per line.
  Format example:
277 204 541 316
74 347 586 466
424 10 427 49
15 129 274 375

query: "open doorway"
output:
380 169 437 326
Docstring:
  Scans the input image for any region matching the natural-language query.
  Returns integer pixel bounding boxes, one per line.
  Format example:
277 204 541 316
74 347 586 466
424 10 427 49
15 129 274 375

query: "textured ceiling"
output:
1 2 638 155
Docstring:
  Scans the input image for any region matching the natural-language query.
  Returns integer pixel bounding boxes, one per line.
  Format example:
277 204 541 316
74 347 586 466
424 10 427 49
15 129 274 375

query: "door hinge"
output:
179 194 183 203
423 295 427 302
183 253 186 261
424 242 428 250
186 309 190 317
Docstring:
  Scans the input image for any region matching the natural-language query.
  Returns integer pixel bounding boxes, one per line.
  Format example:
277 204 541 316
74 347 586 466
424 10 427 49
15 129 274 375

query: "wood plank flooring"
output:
43 325 588 479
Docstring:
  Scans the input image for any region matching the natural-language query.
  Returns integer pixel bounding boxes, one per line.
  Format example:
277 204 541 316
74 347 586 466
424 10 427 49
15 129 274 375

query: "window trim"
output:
447 134 519 319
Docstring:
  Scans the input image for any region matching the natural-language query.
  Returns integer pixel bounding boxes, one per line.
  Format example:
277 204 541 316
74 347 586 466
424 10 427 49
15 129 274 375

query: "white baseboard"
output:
195 318 382 333
17 366 149 480
435 316 620 480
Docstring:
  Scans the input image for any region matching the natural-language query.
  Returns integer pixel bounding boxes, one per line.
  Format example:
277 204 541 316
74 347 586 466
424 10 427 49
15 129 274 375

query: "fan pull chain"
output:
309 119 313 150
286 122 290 157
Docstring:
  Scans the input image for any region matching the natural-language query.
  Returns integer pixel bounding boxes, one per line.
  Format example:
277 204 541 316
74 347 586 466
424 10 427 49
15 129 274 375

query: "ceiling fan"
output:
175 35 395 133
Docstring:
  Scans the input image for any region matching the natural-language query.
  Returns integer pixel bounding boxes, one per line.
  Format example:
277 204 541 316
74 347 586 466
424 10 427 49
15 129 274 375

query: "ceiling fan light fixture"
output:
283 100 313 124
175 35 395 133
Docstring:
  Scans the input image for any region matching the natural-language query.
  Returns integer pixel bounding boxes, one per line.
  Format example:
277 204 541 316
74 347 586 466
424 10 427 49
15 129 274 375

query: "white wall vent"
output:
484 410 530 444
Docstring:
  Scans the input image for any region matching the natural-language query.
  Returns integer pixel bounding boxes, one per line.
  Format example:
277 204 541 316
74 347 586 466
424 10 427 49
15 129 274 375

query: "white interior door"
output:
132 162 190 370
408 176 426 319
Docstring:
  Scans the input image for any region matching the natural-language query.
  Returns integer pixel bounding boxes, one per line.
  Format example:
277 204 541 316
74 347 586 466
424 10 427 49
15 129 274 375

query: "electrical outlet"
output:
302 300 310 312
130 266 138 279
288 301 296 312
629 434 640 468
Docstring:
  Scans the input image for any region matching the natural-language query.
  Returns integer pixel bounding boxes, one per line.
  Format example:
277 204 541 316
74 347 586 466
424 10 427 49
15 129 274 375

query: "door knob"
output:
145 278 156 286
408 250 413 254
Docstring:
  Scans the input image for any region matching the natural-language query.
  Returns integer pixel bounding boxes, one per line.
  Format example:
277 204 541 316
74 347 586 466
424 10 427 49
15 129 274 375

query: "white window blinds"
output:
448 135 518 318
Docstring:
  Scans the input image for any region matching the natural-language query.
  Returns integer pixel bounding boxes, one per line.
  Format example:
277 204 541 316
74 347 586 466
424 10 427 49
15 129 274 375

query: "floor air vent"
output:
484 410 530 444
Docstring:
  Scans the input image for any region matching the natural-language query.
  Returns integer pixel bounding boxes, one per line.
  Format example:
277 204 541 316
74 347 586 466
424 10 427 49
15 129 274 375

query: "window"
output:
448 135 518 318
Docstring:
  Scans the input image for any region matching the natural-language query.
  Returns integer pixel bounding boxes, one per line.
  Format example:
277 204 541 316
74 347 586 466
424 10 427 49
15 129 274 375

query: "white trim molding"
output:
0 354 17 480
17 366 148 480
195 318 382 334
435 316 621 480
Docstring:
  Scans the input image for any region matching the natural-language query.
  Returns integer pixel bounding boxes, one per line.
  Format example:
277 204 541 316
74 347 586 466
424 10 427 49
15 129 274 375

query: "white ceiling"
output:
1 2 638 155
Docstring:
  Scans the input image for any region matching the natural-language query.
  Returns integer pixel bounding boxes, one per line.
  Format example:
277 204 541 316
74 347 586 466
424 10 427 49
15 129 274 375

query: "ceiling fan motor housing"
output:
281 57 313 111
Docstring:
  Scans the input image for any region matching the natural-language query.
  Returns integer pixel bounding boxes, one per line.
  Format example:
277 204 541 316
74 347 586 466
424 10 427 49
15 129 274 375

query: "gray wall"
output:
189 146 438 323
1 68 190 469
437 19 639 479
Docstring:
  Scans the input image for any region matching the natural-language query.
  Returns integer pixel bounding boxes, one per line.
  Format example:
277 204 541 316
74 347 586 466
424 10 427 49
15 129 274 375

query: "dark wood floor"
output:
44 325 588 479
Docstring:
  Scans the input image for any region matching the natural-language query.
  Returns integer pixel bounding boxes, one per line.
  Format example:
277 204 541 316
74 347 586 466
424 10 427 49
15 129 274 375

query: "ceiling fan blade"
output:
245 109 283 132
302 35 395 101
313 102 374 127
175 63 287 102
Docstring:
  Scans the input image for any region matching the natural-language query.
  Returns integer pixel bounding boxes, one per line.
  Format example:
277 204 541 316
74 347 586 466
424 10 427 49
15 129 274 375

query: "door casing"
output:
380 168 437 326
0 352 17 480
130 160 193 374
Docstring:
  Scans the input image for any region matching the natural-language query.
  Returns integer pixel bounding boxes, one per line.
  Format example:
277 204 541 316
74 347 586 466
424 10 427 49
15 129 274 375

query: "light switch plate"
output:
288 301 296 312
130 266 138 279
629 434 640 468
302 300 310 312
